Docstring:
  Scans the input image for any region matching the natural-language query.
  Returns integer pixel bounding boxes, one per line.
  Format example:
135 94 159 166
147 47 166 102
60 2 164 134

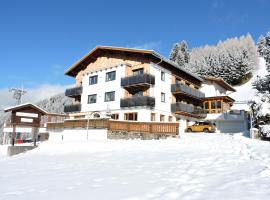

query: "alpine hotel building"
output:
64 46 206 131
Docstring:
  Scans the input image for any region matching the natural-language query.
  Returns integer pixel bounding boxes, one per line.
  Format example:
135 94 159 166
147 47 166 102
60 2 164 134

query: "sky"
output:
0 0 270 107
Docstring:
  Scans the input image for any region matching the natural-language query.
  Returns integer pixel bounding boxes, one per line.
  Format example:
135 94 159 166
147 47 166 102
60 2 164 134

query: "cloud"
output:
127 41 162 51
0 84 72 110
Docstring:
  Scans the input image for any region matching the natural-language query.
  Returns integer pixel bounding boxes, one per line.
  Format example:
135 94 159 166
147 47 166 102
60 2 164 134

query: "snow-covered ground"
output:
230 57 268 110
0 133 270 200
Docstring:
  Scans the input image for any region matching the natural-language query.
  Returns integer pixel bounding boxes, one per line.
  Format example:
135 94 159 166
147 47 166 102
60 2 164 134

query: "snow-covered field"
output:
0 133 270 200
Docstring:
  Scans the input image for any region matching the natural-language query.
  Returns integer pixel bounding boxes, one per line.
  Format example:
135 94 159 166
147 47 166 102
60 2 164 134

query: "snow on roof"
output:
203 76 236 92
4 102 48 115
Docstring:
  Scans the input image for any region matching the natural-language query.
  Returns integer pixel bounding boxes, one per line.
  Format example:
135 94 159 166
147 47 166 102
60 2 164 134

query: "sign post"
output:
4 103 47 146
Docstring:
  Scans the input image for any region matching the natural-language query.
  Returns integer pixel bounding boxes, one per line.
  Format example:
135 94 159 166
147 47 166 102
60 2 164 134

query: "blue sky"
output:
0 0 269 89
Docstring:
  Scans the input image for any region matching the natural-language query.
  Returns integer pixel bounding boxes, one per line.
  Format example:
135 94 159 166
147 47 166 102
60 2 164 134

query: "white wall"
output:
150 63 172 113
81 64 125 112
49 129 107 141
201 81 228 97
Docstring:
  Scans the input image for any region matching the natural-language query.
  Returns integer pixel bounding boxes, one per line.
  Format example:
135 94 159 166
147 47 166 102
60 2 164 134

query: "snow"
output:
260 125 270 137
230 57 268 110
1 133 270 200
259 102 270 116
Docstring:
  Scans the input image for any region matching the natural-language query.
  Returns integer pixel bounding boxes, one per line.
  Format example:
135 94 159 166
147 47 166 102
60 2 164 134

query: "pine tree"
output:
169 40 190 69
253 32 270 96
188 34 258 85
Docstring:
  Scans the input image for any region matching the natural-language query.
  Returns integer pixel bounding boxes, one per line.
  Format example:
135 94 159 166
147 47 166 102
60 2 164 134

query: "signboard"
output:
21 118 34 123
16 112 39 118
4 103 47 146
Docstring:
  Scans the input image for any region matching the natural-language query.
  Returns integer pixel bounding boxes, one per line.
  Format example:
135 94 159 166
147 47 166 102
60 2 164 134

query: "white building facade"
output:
64 46 205 130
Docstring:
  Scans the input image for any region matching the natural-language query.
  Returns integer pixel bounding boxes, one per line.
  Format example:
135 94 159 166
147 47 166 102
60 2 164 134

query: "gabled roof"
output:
64 46 203 82
203 76 236 92
4 103 48 115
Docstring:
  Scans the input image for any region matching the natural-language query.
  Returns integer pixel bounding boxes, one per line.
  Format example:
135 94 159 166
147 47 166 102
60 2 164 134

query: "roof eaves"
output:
151 52 204 82
4 103 48 114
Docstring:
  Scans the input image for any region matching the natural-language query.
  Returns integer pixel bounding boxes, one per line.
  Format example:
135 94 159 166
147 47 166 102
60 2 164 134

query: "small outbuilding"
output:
4 103 47 146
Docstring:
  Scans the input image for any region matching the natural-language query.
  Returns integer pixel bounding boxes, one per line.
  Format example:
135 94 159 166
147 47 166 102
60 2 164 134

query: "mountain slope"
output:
230 57 267 110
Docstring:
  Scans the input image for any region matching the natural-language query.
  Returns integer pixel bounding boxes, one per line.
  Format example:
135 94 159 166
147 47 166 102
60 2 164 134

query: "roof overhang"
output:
4 103 48 115
64 46 203 83
204 96 235 103
203 76 236 92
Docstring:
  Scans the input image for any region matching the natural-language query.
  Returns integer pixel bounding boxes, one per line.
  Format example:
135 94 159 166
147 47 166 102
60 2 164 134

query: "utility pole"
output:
9 87 27 105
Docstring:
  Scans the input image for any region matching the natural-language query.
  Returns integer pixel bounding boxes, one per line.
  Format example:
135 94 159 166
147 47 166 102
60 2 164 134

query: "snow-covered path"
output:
0 133 270 200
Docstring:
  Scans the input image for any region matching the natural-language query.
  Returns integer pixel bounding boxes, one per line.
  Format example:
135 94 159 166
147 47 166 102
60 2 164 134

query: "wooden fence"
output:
108 121 179 135
47 119 109 129
47 119 179 136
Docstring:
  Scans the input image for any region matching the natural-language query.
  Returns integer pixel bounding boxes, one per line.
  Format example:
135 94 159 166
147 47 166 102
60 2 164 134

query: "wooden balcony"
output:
171 102 206 118
171 83 205 100
121 74 155 88
65 86 83 97
64 104 81 113
120 96 155 108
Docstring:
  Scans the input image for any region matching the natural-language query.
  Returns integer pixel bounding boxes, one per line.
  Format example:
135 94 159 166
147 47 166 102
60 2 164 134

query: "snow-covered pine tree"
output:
188 34 259 85
253 32 270 97
169 40 190 70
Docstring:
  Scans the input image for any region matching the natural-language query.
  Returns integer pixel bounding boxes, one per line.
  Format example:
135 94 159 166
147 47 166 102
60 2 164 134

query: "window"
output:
105 91 115 102
106 71 116 82
160 115 165 122
161 71 165 81
89 75 98 85
161 92 165 102
204 102 209 109
88 94 97 104
133 68 144 76
211 101 216 109
124 112 138 121
151 113 156 121
168 116 173 122
216 101 221 109
111 113 119 120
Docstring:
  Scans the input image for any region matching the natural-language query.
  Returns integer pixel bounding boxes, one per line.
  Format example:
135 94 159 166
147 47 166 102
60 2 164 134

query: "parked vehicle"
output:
186 121 216 133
